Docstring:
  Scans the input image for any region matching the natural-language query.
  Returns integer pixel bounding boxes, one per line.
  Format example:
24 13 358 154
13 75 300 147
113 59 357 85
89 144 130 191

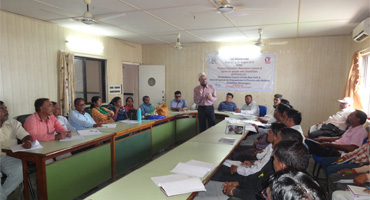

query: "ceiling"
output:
1 0 369 45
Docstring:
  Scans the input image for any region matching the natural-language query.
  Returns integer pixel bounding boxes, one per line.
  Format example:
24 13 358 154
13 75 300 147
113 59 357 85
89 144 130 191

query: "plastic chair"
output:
258 105 267 117
15 114 31 126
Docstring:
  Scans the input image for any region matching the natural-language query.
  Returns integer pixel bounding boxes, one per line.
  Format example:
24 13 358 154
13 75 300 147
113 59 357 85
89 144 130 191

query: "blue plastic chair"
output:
258 105 267 117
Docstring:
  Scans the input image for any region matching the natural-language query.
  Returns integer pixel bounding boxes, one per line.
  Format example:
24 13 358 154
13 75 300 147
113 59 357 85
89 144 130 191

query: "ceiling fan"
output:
72 0 98 25
253 28 288 46
174 33 183 50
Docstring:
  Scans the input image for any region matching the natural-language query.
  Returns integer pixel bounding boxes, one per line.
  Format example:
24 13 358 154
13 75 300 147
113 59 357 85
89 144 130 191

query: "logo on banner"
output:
264 57 271 64
210 57 217 64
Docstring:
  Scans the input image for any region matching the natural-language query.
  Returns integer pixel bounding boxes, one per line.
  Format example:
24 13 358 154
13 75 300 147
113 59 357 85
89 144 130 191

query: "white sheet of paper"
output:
223 159 243 167
99 124 117 128
77 129 102 136
10 140 43 153
120 120 140 124
160 177 206 197
218 137 235 145
59 135 85 142
245 125 257 132
151 174 190 187
348 185 370 199
186 160 218 172
241 120 264 126
334 179 354 184
171 162 210 178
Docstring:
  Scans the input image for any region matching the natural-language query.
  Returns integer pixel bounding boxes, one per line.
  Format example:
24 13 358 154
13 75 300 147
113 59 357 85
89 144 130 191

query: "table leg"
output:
21 160 30 200
35 157 47 200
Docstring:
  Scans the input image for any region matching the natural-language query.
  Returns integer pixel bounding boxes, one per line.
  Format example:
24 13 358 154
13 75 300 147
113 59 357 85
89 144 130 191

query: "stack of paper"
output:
77 129 102 136
159 177 206 197
10 140 43 152
99 124 117 128
348 185 370 199
120 120 140 124
218 137 235 145
60 135 84 142
171 160 217 178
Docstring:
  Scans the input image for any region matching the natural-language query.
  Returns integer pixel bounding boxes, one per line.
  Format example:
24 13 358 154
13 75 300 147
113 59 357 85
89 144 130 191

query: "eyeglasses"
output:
175 96 181 98
200 78 206 81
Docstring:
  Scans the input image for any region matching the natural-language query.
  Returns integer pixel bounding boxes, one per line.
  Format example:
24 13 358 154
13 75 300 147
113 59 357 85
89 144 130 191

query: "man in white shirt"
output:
258 94 282 124
308 97 355 139
280 108 305 141
241 95 259 116
0 101 33 200
52 102 76 132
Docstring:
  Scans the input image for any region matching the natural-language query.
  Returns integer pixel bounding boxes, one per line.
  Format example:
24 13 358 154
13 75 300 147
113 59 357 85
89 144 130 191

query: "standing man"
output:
170 91 189 111
0 101 33 200
241 95 259 116
194 72 217 133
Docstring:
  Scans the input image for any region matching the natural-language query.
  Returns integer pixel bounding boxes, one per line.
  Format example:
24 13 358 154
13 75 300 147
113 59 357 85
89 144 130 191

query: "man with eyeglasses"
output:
0 101 33 200
193 72 217 133
69 98 102 130
24 98 71 141
170 91 189 111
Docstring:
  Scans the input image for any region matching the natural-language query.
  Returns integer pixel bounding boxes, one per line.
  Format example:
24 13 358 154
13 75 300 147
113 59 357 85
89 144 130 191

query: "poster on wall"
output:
207 54 274 92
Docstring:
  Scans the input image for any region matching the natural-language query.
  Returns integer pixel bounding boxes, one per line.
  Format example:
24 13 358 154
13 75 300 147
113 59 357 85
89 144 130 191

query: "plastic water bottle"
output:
137 108 141 122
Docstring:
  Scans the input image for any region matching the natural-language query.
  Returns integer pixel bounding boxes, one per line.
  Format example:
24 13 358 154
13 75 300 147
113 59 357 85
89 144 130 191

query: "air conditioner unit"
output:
353 18 370 42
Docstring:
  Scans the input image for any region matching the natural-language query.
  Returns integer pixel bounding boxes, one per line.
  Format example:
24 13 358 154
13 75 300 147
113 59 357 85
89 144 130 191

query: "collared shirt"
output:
193 84 217 106
0 119 30 157
170 99 189 109
342 141 370 164
261 105 277 123
56 115 76 132
291 125 305 142
139 103 152 115
325 107 355 130
333 125 368 149
68 110 96 130
237 144 273 176
217 101 237 111
24 112 67 141
241 101 259 116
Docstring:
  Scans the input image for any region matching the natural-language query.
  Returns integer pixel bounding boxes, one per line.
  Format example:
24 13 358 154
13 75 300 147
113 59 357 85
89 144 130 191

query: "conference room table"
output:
2 111 250 200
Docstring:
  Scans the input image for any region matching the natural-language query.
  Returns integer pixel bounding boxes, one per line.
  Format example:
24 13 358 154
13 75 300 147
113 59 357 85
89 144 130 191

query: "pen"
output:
343 171 353 174
258 173 264 178
365 185 370 190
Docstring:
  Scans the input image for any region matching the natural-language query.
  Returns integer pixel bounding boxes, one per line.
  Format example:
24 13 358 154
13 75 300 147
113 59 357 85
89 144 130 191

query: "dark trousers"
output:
198 105 216 133
308 123 345 139
304 139 341 157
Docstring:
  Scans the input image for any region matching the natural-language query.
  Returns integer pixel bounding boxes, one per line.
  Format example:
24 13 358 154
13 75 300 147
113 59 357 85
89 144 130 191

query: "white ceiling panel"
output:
119 0 210 10
299 20 358 37
102 11 179 34
150 6 234 30
300 0 370 22
240 24 298 40
151 31 206 44
227 0 299 27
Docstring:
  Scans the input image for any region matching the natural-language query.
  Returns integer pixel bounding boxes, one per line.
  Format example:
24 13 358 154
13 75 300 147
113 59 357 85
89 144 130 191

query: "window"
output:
359 53 370 115
74 56 107 103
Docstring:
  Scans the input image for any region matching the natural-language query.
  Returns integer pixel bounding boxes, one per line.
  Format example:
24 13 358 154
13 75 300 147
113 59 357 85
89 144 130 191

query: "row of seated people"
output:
194 97 369 200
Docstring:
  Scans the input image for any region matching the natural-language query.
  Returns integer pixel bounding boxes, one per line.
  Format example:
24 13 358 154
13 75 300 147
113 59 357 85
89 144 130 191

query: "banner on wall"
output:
207 54 275 92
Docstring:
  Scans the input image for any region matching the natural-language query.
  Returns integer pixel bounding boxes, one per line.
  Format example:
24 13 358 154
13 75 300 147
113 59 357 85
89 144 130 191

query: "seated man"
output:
195 140 309 200
308 97 355 139
265 169 326 200
241 94 259 116
0 101 33 200
24 98 71 141
329 165 370 197
305 110 368 157
217 93 239 112
52 101 76 132
257 93 283 124
321 132 369 176
69 98 101 130
170 91 189 111
139 96 153 115
280 108 304 140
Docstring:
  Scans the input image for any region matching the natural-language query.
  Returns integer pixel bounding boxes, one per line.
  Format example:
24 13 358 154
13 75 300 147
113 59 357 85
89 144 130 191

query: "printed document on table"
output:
218 137 235 145
186 160 217 172
171 162 211 178
151 174 190 187
10 140 43 153
99 124 117 128
77 129 102 136
60 135 85 142
120 120 140 124
160 178 206 197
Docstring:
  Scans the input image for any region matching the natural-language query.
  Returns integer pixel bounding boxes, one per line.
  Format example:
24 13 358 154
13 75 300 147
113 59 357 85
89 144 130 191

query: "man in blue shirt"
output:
170 91 189 111
69 98 102 130
139 96 153 115
218 93 240 112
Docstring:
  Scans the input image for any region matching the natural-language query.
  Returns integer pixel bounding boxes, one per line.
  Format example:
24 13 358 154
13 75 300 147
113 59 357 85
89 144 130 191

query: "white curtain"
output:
359 54 370 114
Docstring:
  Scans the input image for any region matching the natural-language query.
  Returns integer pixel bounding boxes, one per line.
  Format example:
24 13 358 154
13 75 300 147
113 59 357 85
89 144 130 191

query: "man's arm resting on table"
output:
21 135 33 149
322 143 359 152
